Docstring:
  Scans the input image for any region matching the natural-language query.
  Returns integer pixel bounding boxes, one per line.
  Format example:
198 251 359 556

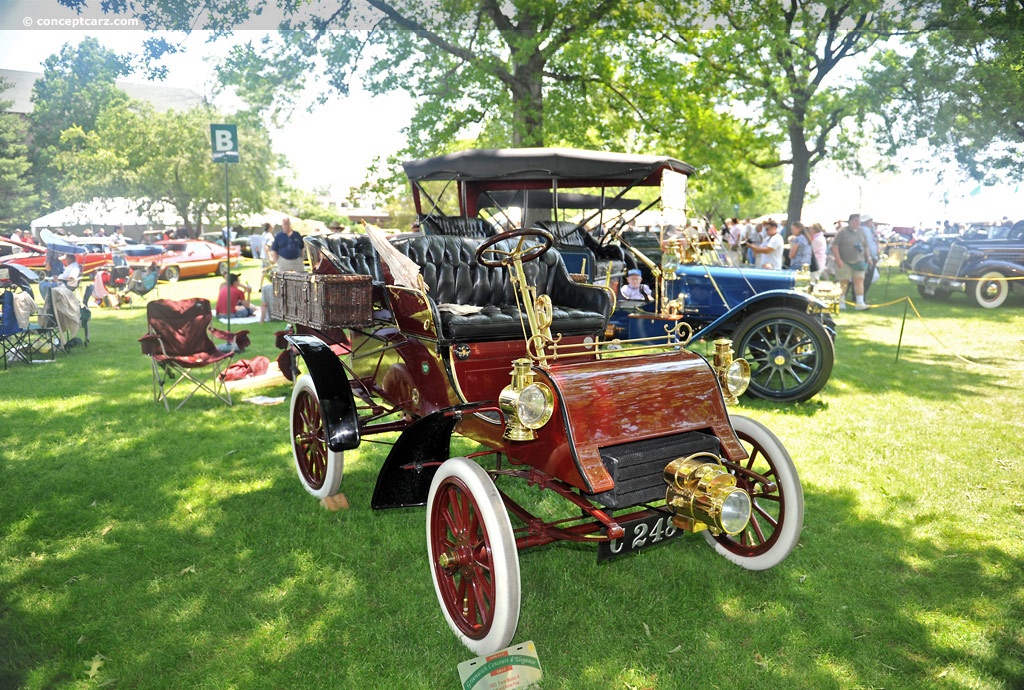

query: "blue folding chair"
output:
2 289 32 368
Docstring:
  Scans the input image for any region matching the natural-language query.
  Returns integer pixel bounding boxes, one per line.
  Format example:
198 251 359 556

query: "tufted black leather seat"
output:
304 232 611 343
390 235 612 343
420 216 498 238
534 220 632 283
305 234 384 283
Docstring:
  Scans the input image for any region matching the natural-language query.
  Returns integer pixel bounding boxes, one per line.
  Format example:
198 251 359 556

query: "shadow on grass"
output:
2 280 1022 688
3 428 1023 689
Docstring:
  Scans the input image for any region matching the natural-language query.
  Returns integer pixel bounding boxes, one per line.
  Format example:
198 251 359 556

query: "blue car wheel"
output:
731 308 834 403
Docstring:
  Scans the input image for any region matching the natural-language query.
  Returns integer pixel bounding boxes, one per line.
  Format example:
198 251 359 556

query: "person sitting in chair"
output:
620 268 653 301
216 273 254 318
39 254 82 301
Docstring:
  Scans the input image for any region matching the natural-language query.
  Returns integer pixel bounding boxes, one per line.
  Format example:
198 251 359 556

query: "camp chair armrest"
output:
139 333 165 357
208 327 251 351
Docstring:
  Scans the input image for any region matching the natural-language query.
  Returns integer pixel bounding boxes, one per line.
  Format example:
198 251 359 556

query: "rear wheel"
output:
427 457 520 655
966 271 1009 309
162 265 180 282
704 415 803 570
216 261 229 277
289 375 344 499
732 308 834 403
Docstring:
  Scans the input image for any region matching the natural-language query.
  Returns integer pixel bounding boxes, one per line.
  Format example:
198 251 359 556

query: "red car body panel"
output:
127 240 240 280
2 237 111 276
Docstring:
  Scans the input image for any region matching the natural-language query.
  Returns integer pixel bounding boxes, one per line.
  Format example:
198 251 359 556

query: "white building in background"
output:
316 193 389 227
0 68 205 115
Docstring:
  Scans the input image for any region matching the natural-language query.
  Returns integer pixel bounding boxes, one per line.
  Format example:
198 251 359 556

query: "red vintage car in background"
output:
126 239 240 282
274 148 804 655
1 234 112 277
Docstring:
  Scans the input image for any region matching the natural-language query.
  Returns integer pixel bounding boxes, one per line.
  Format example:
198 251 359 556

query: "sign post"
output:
210 124 239 330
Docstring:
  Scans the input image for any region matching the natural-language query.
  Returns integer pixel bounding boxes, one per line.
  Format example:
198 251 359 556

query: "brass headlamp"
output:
664 453 752 535
712 338 750 405
499 358 554 441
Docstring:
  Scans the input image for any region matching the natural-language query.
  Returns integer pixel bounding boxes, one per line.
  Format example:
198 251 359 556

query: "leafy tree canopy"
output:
56 100 281 232
0 79 39 228
668 0 928 223
28 36 133 209
868 0 1024 183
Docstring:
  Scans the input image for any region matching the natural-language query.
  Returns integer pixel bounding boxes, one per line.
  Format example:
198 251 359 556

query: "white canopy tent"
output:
30 197 185 239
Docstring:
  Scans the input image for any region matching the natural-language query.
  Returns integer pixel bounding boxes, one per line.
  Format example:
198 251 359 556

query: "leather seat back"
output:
420 216 498 238
306 234 383 282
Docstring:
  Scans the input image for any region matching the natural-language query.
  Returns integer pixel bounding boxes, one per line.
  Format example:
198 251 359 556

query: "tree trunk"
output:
509 55 545 147
786 122 811 225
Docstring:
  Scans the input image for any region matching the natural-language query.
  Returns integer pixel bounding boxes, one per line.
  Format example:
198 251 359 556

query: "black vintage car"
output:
907 221 1024 308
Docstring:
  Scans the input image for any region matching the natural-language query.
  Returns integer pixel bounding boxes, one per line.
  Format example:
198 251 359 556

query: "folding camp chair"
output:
121 265 160 307
140 298 250 410
2 289 32 368
39 285 84 350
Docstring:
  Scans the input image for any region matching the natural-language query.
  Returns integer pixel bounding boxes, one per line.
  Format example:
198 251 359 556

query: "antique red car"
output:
126 239 240 282
2 234 112 277
275 148 804 654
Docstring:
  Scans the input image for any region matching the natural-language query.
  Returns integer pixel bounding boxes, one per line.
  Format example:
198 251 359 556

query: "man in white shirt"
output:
40 254 82 301
750 219 784 270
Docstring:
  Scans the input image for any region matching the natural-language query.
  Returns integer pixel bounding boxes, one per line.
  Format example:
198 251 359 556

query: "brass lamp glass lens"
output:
720 489 752 535
726 359 750 397
517 383 553 429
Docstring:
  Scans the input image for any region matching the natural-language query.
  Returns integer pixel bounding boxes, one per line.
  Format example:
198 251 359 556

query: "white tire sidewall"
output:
704 415 804 571
290 374 344 499
426 457 520 655
973 271 1008 309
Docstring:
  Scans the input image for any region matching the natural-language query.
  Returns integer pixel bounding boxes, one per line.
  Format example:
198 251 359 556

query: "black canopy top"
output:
477 190 642 210
403 148 695 184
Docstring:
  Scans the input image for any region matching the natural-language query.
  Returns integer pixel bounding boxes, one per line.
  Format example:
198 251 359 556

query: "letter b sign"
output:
210 124 239 163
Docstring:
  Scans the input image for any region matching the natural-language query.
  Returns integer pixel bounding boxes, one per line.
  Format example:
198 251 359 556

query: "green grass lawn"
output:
1 266 1022 689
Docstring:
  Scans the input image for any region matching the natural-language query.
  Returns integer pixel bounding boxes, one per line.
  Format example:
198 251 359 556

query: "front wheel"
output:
162 265 180 282
704 415 803 570
216 261 229 277
966 271 1009 309
427 457 520 655
289 375 344 499
732 308 835 403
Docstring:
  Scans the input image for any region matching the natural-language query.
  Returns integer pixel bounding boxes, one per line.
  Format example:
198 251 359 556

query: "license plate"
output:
597 512 683 562
923 284 936 295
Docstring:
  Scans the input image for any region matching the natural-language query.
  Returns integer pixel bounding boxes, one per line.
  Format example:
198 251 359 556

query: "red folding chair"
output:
140 298 250 410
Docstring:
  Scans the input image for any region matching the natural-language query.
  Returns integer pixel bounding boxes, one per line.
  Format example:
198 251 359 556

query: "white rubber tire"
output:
427 457 520 655
704 415 804 570
289 374 344 499
967 271 1009 309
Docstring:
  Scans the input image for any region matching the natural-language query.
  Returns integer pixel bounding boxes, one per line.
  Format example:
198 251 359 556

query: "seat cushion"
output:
392 235 611 343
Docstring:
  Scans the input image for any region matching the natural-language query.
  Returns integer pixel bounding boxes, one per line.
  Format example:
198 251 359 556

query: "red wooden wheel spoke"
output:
745 516 765 544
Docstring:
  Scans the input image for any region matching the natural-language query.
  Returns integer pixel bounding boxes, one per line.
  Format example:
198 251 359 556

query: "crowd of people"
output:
214 216 312 322
719 213 883 309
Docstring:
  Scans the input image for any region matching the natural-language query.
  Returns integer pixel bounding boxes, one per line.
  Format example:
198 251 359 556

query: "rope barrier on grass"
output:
841 295 1024 370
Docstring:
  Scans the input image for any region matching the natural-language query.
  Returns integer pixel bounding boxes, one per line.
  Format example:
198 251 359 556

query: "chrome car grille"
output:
941 245 968 277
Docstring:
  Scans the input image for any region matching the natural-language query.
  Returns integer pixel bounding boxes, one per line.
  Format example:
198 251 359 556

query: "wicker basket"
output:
271 273 373 328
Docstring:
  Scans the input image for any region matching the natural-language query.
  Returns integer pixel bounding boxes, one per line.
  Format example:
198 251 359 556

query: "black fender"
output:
691 289 829 341
371 403 481 510
965 259 1024 281
284 334 360 453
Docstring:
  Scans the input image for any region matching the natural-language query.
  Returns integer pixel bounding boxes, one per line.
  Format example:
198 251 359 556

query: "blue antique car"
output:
907 221 1024 308
604 240 839 403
